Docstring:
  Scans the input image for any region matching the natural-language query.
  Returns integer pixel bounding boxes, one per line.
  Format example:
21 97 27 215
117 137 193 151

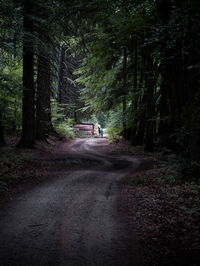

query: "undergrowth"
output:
54 119 75 139
126 152 200 266
0 147 31 186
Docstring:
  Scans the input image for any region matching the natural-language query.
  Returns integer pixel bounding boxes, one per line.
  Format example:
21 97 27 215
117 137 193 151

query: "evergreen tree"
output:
0 107 5 145
18 0 35 147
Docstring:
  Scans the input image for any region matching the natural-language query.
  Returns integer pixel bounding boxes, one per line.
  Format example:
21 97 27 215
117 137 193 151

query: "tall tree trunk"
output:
163 42 184 152
158 69 170 147
0 106 5 145
36 35 52 140
18 1 35 148
122 47 127 138
57 45 65 104
156 0 172 149
135 93 146 145
167 45 183 132
12 100 17 133
131 39 138 145
135 119 145 145
158 51 180 150
144 55 155 152
188 87 200 161
184 3 200 161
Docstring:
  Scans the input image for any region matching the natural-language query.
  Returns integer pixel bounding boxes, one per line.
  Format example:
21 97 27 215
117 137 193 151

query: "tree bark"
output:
162 42 184 152
0 107 5 145
158 68 170 147
184 6 200 161
188 89 200 161
122 47 127 137
57 45 65 104
36 34 52 140
156 0 173 149
144 55 155 152
18 1 35 148
135 93 146 145
135 119 145 145
131 39 138 145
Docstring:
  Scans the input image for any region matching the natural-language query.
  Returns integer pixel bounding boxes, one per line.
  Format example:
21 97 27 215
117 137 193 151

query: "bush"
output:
55 122 75 139
169 127 189 156
0 147 31 186
181 160 200 181
106 127 122 142
106 107 123 142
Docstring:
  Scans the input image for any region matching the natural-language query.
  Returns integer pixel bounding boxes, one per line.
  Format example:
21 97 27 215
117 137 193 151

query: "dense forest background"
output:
0 0 199 167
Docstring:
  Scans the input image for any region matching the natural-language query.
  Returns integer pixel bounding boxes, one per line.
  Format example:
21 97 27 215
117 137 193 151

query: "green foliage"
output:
51 99 73 124
0 147 30 186
77 57 122 112
72 0 159 141
82 113 107 132
107 127 122 143
54 121 75 139
106 105 123 142
0 0 199 167
155 173 179 185
0 58 22 133
181 160 200 181
169 127 189 156
51 99 75 139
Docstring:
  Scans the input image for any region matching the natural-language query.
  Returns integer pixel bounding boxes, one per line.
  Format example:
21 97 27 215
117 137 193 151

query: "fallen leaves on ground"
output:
122 167 200 266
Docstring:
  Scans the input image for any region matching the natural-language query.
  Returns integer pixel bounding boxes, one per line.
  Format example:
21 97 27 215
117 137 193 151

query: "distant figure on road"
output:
100 129 103 137
98 127 101 136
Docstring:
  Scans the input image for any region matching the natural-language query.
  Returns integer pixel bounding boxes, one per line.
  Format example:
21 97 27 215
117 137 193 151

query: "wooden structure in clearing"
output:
74 123 94 137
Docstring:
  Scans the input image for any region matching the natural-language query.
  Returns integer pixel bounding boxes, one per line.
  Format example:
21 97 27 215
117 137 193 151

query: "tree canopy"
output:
0 0 199 164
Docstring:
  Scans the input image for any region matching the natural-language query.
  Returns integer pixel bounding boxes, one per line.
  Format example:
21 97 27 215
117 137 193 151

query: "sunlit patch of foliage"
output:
106 105 123 143
54 122 75 139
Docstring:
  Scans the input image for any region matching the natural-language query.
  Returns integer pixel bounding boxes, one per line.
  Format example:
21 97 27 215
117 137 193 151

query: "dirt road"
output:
0 138 144 266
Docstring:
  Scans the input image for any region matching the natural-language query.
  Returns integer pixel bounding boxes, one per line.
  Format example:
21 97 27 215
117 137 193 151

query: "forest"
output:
0 0 199 159
0 0 200 164
0 1 200 265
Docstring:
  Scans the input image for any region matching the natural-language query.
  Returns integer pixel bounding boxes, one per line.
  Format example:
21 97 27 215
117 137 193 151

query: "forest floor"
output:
0 136 200 266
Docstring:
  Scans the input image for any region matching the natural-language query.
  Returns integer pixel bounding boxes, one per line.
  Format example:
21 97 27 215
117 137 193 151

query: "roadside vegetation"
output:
0 146 30 186
0 143 36 200
125 158 200 266
108 141 200 266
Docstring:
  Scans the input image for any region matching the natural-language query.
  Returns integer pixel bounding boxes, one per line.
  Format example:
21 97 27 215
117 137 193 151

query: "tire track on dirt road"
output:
0 138 144 266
